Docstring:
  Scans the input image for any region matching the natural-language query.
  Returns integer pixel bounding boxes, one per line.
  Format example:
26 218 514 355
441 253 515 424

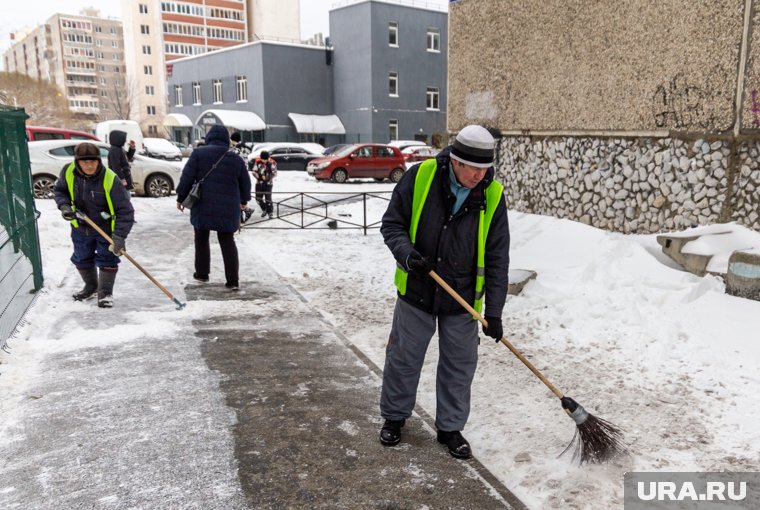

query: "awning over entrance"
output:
288 113 345 135
196 109 266 131
162 113 193 127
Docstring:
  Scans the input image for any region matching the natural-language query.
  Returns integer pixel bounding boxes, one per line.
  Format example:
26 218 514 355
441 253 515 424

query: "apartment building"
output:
3 8 128 122
121 0 299 135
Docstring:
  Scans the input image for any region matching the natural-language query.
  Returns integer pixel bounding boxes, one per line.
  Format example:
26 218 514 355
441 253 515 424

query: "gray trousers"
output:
380 298 479 432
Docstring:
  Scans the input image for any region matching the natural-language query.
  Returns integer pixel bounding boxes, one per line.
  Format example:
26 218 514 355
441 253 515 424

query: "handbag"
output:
181 181 202 209
180 150 231 209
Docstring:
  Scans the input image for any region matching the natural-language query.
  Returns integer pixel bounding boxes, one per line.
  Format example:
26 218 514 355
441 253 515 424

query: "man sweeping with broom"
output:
379 125 510 459
54 142 135 308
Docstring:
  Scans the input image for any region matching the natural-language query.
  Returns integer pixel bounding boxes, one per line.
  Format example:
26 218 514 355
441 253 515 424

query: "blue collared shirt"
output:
448 162 471 215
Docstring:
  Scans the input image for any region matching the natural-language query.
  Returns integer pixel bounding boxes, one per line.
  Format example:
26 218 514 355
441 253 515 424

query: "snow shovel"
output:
74 211 186 310
428 270 625 464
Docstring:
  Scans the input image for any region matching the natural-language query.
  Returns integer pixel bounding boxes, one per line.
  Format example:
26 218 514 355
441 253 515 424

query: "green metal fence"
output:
0 105 43 350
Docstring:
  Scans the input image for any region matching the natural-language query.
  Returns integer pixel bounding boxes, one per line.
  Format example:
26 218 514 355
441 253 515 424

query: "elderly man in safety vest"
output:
53 142 135 308
379 125 510 459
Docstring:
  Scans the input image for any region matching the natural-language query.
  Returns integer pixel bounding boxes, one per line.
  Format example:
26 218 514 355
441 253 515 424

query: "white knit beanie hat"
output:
449 125 495 168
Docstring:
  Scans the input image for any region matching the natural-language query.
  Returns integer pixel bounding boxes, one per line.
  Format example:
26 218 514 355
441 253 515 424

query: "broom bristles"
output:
560 397 626 464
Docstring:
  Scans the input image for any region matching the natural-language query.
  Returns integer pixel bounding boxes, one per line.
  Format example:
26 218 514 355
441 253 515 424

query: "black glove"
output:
109 235 126 255
405 250 433 274
483 315 503 342
60 205 77 221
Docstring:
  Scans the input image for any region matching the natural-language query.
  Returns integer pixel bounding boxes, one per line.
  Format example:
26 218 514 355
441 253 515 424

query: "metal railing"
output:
0 105 44 351
241 191 393 235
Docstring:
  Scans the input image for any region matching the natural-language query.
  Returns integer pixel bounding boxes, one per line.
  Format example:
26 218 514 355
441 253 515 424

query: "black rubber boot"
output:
437 430 472 459
97 267 118 308
379 418 405 446
73 267 98 301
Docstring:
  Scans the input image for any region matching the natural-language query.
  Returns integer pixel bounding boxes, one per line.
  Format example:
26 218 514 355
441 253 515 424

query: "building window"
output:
148 125 158 135
389 72 398 97
192 81 201 104
139 4 148 14
213 79 222 103
146 85 154 95
147 105 156 115
95 26 102 33
142 45 151 55
427 28 440 52
388 21 398 47
144 65 153 75
389 119 398 141
426 87 440 110
96 39 102 47
236 75 247 102
174 85 183 106
140 25 150 35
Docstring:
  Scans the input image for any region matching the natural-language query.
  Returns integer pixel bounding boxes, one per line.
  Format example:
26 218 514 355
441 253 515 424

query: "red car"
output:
26 126 100 142
307 143 406 183
401 145 439 163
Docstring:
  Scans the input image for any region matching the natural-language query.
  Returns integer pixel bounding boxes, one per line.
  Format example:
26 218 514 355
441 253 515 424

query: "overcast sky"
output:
0 0 449 61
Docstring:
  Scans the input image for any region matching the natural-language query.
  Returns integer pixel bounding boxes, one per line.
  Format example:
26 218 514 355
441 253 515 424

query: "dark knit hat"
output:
450 125 495 168
260 150 270 159
230 132 241 143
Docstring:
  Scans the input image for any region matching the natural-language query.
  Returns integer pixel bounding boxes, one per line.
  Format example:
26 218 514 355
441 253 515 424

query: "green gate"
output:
0 105 43 350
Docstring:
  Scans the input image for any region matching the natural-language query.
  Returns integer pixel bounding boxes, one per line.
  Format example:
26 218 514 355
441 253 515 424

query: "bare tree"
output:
0 72 74 126
99 76 138 121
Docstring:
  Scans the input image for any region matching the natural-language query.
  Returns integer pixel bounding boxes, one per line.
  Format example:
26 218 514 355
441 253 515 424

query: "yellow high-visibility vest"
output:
394 158 503 314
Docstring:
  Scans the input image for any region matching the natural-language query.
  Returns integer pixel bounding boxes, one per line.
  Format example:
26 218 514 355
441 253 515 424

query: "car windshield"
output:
333 144 359 157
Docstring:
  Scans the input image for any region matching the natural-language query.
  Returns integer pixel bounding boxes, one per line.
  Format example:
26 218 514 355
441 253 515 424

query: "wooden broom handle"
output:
76 213 179 302
428 270 564 399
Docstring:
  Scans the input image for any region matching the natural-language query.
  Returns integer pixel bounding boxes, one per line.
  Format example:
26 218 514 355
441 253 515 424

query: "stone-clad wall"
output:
496 137 760 233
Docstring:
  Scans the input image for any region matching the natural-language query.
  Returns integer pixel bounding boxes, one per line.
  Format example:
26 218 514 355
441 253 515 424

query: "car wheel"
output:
332 168 348 183
33 175 57 199
389 168 404 183
145 174 173 197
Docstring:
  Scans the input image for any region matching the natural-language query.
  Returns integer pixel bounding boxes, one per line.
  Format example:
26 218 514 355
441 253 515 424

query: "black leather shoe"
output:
379 419 405 446
437 430 472 459
193 273 209 283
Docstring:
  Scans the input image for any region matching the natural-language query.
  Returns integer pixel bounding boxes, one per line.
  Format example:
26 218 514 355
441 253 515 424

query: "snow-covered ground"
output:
2 170 760 509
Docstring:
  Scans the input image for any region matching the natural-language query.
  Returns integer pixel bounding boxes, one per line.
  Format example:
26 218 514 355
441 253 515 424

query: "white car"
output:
142 137 183 161
29 140 182 199
248 142 324 161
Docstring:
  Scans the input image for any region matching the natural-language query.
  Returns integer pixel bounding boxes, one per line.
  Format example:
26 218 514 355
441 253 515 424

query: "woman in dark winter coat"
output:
107 129 136 190
176 124 251 289
53 142 135 308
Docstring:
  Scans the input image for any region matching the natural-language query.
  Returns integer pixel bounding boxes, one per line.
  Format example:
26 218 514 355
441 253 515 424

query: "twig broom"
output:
429 270 625 464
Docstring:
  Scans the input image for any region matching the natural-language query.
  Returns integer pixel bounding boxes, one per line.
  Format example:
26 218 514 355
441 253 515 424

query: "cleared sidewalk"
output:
0 207 525 508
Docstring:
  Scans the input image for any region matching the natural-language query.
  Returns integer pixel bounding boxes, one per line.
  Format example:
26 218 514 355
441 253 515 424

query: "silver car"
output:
28 140 182 199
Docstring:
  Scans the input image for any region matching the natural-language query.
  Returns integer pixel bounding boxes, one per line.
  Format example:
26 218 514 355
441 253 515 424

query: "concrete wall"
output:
448 0 743 133
449 0 760 232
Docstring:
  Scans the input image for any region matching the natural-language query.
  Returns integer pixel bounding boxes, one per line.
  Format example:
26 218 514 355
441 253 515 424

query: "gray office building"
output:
165 0 447 146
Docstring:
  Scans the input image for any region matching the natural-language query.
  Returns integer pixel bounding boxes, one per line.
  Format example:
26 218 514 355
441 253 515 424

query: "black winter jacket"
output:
107 130 134 181
381 147 510 317
53 161 135 239
176 125 251 233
